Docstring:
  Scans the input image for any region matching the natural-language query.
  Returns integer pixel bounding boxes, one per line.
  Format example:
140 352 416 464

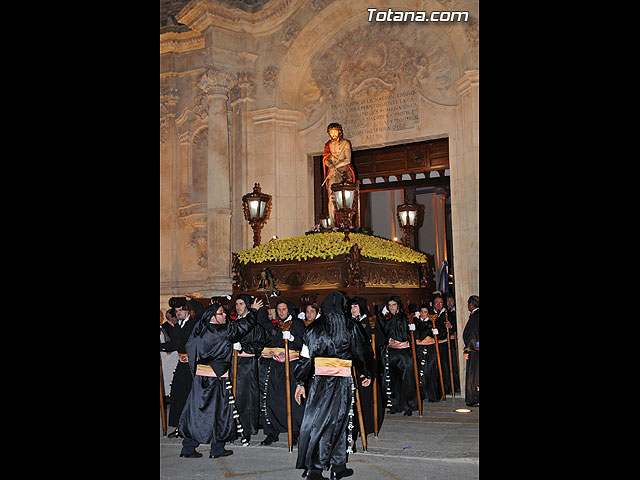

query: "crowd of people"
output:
160 291 479 480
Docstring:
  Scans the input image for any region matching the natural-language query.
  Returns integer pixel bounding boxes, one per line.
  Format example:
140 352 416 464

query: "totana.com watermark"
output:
367 8 469 22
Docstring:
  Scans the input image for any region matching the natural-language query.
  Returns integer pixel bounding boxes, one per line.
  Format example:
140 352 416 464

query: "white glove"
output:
233 342 242 351
408 323 416 331
382 306 389 315
414 311 420 318
432 328 439 335
298 312 306 319
282 331 294 341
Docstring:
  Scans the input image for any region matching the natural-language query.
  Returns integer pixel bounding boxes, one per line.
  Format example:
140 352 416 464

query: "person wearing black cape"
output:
347 296 385 440
462 295 479 407
377 295 418 416
259 298 305 446
160 296 203 437
231 294 267 444
294 291 372 480
415 303 442 402
178 300 261 458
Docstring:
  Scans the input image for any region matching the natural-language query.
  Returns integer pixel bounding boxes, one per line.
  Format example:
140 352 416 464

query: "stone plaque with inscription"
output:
329 89 419 144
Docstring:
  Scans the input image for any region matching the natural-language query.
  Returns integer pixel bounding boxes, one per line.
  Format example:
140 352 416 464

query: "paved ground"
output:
160 396 478 479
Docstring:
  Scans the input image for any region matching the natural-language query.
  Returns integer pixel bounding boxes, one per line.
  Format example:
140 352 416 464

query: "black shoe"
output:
404 410 412 416
330 468 354 480
292 435 299 447
302 469 309 478
180 451 203 458
309 471 327 480
211 449 233 458
260 435 279 446
168 428 180 438
466 402 479 407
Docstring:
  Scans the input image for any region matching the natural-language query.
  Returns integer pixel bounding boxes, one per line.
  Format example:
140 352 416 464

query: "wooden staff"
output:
279 320 294 452
352 367 367 452
445 310 455 397
368 315 379 437
232 348 239 397
160 354 167 436
407 315 423 417
429 313 446 401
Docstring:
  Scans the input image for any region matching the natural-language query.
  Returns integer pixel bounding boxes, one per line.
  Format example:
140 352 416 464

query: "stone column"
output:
451 69 479 393
197 64 235 296
160 81 179 303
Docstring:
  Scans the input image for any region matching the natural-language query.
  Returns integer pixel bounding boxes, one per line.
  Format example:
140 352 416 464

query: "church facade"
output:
160 0 478 321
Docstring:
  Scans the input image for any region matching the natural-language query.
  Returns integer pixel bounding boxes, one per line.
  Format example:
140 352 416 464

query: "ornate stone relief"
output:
229 71 256 102
301 22 458 123
263 65 279 89
279 19 299 48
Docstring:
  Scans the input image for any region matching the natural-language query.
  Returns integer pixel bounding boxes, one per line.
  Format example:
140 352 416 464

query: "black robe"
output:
445 307 461 394
178 312 257 445
378 311 417 413
295 292 372 472
260 314 306 438
231 308 267 437
350 314 385 437
462 309 479 405
415 315 442 402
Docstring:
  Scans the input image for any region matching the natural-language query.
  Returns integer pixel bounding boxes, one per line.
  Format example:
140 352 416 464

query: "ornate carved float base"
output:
232 244 435 314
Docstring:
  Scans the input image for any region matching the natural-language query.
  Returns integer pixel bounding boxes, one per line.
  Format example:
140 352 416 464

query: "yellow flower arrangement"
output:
235 232 427 265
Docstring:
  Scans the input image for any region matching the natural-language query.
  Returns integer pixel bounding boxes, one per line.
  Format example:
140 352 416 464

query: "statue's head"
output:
327 122 343 140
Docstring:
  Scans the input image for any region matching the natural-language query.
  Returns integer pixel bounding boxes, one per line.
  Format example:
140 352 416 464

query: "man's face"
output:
212 306 226 324
175 307 188 321
235 299 247 316
388 300 398 314
433 298 444 312
329 128 340 141
351 304 361 318
447 297 455 309
277 303 289 320
305 305 318 321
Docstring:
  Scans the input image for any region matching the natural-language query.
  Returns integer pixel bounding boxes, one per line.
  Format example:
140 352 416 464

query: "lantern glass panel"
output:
408 210 416 226
259 199 267 219
248 199 260 219
335 192 344 209
344 189 354 209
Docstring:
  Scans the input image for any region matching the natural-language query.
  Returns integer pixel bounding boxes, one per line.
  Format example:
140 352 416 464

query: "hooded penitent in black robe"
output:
295 291 372 474
260 300 306 440
178 303 257 445
377 296 417 414
231 295 267 439
348 296 385 438
462 308 479 406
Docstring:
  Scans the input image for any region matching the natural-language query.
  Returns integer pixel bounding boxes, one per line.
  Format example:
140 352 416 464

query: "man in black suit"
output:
462 296 479 407
161 296 204 437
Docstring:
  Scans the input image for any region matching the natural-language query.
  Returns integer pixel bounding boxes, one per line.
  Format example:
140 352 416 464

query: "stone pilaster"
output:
197 64 235 296
451 69 479 391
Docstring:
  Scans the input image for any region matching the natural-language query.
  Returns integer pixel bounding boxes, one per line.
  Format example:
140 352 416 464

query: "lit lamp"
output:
330 175 358 241
242 183 272 247
397 197 419 248
318 212 332 232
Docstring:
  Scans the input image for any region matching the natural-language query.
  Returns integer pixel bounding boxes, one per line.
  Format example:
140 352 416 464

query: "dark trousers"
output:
181 437 225 456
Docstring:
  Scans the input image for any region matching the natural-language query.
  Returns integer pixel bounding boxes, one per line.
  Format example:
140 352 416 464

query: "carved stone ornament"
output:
229 71 256 102
197 64 235 96
263 65 279 89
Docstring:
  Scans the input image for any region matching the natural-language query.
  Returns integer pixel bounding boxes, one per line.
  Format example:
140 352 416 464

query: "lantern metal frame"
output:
242 183 272 247
330 175 359 241
396 197 420 248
